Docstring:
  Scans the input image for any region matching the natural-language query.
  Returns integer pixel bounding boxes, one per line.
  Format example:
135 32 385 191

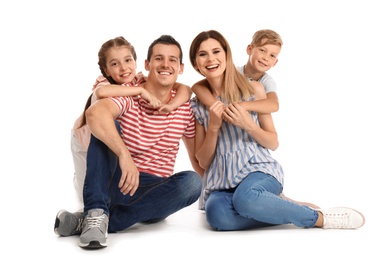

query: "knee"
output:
205 196 232 231
183 171 202 196
233 189 263 216
174 171 202 202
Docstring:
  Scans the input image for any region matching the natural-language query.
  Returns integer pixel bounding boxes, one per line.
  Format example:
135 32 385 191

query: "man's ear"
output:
144 60 150 71
179 63 184 75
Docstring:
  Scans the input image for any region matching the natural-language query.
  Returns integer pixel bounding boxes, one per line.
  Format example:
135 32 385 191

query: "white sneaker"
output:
320 207 365 229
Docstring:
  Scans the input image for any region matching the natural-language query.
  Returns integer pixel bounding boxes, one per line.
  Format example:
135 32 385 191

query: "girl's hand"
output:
133 72 147 85
154 104 173 114
140 89 162 108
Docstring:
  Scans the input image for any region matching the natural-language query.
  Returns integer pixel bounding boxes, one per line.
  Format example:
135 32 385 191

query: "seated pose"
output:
189 29 365 231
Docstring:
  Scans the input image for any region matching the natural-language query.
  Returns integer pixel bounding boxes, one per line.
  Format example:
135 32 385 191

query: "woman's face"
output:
194 38 226 80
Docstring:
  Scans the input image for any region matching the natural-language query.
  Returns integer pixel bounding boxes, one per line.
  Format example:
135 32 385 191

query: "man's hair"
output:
147 35 183 63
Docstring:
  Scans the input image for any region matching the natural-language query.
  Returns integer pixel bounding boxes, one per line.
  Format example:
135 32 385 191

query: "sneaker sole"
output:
54 210 82 236
79 240 107 249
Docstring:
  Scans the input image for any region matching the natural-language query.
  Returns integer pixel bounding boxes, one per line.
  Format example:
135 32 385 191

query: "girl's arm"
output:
192 79 217 107
156 82 192 113
94 84 161 108
239 91 279 113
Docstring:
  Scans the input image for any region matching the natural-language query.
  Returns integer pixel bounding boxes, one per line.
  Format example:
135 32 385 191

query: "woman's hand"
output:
223 102 255 131
208 101 225 130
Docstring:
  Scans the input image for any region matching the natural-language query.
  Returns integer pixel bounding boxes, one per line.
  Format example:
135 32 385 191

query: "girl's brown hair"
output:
77 36 137 129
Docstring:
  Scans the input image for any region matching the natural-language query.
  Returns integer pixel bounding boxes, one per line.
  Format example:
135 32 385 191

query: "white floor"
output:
44 199 382 259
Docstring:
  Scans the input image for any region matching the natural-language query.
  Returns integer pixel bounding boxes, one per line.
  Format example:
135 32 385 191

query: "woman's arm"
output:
195 101 225 170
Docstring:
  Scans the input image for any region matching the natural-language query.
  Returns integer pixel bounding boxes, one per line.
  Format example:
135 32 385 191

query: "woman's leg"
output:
205 190 276 231
233 172 318 228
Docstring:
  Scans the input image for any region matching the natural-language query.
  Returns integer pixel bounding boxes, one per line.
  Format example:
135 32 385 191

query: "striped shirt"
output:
191 96 284 210
110 89 195 177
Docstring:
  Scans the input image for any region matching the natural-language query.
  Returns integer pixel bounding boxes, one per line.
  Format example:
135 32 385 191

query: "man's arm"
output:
182 135 204 177
86 98 139 196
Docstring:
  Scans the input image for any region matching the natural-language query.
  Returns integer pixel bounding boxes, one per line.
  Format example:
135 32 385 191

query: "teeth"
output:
160 72 170 75
207 65 217 69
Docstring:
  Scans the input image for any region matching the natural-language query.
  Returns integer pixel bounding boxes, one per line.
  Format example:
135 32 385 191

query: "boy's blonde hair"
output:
251 29 283 47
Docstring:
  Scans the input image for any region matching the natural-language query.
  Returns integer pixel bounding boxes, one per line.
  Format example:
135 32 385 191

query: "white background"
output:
1 0 385 258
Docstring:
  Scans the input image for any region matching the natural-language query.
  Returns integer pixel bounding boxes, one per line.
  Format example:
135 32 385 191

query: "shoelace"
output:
324 212 349 228
86 215 105 228
75 217 83 232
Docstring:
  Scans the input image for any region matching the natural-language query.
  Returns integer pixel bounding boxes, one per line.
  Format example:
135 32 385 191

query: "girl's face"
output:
194 38 226 79
104 46 137 85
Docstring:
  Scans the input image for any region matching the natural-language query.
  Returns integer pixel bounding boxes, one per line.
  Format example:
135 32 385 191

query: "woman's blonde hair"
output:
189 30 254 104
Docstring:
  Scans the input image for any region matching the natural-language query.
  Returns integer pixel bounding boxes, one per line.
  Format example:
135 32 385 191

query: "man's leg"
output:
108 170 202 232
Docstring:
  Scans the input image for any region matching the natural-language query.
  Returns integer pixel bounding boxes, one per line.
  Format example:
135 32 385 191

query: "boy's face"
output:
247 44 281 73
144 43 184 88
104 46 137 85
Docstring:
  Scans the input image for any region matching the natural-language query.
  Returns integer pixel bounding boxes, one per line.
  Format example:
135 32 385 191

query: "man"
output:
55 35 202 249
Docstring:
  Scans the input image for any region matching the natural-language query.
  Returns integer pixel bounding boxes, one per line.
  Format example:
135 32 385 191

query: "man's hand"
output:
118 153 140 196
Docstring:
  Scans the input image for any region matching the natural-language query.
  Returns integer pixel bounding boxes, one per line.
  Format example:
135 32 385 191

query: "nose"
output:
207 53 215 62
262 52 269 61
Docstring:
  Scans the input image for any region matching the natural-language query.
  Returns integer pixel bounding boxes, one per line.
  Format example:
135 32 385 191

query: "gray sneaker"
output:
54 210 83 236
79 209 108 249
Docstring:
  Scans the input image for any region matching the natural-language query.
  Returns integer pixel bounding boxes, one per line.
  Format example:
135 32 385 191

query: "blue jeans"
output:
205 171 318 231
83 125 202 232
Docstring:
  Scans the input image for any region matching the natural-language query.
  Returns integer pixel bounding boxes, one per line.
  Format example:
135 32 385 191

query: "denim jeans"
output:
83 126 202 232
205 171 318 231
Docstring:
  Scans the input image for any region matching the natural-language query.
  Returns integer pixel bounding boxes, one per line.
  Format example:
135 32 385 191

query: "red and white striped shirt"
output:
110 90 195 177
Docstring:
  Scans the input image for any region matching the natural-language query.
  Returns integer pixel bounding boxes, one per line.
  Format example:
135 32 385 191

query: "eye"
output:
198 52 207 57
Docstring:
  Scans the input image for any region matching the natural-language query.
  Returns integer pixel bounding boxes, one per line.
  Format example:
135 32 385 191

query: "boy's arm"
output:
192 79 217 107
239 91 279 113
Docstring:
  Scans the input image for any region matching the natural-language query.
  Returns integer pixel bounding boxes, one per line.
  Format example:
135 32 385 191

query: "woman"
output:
189 30 365 231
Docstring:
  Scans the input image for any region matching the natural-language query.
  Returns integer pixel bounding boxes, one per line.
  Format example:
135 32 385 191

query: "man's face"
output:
145 43 184 87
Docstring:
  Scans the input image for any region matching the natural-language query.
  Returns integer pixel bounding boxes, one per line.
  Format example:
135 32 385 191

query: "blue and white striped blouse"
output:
191 95 284 210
